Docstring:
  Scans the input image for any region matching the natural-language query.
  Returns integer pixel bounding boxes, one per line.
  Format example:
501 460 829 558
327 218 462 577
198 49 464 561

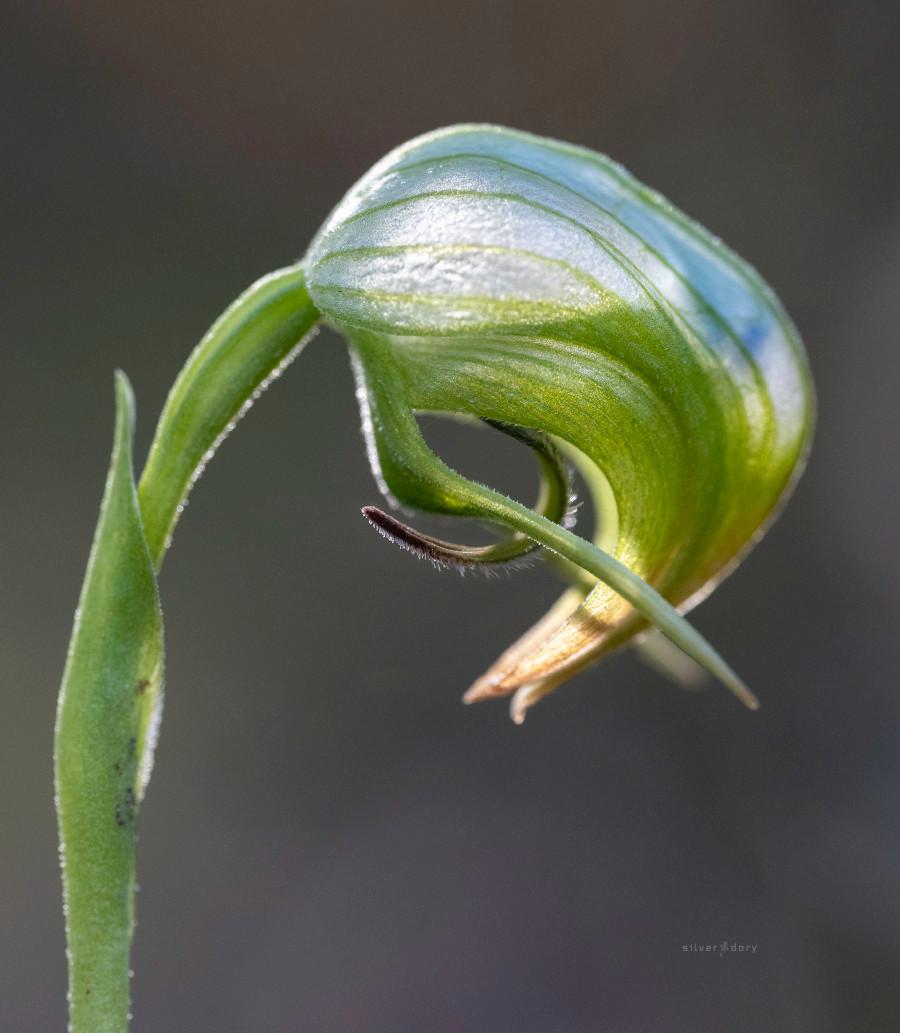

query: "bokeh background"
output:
3 0 899 1029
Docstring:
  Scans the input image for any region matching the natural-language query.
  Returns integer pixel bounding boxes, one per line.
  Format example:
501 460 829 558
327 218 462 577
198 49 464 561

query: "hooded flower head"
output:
302 124 814 719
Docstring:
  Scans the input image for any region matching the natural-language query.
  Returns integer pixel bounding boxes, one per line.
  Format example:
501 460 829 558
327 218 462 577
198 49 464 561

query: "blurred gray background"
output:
3 0 899 1030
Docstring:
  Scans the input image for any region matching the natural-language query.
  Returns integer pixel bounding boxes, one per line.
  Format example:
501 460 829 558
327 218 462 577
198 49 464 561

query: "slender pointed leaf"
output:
55 373 164 1033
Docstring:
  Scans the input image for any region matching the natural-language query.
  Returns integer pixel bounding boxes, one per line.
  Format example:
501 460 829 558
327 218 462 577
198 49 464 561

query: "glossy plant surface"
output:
55 125 814 1032
304 125 814 717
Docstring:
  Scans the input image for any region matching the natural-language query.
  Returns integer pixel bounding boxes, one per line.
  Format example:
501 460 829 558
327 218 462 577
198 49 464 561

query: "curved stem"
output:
138 265 320 568
57 271 321 1033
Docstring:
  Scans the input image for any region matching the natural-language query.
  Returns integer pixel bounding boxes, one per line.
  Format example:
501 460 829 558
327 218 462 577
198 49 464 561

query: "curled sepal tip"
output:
362 418 574 571
362 505 527 571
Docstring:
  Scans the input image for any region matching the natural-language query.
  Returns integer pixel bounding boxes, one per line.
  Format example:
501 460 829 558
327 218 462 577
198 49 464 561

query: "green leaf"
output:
55 271 322 1032
55 372 164 1033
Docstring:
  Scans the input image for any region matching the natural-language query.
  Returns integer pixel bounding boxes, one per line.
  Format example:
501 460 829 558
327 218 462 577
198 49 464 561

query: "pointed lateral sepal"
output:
54 372 164 1033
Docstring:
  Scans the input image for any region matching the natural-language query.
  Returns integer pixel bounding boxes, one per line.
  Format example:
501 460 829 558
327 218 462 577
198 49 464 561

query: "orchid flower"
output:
55 124 814 1032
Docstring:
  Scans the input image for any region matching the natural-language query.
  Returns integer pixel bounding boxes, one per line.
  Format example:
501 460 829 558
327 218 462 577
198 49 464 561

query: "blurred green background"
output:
3 0 898 1029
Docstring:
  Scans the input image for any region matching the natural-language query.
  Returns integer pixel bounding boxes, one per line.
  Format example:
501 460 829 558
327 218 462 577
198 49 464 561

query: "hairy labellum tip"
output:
362 506 541 572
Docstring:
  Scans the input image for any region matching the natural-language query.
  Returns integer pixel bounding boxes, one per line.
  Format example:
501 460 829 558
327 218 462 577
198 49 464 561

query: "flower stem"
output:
56 271 320 1033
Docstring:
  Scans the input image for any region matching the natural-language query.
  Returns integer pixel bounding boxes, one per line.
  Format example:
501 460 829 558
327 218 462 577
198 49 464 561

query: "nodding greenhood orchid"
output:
56 124 814 1033
303 124 814 719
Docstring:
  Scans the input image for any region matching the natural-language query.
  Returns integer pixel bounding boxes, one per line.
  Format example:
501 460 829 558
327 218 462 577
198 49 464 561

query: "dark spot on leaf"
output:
135 679 149 695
